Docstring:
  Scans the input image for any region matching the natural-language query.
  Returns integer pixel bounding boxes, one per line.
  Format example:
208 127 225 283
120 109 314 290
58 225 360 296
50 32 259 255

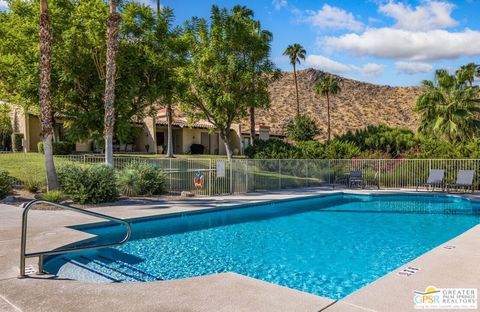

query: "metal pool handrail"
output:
19 199 131 278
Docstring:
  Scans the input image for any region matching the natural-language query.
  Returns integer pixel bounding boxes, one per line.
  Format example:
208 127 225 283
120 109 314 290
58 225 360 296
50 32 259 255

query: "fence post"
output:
230 160 233 194
209 159 212 197
278 159 281 190
305 160 309 188
169 158 172 191
245 160 248 193
328 160 331 185
377 159 381 188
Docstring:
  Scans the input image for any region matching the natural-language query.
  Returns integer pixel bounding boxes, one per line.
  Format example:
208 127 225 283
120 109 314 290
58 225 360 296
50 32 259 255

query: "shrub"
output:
406 137 463 159
41 190 64 203
38 141 75 155
245 139 300 159
322 140 361 159
58 164 118 204
11 133 24 152
286 115 319 142
0 170 13 199
24 178 45 193
116 161 167 197
295 141 324 159
337 125 417 158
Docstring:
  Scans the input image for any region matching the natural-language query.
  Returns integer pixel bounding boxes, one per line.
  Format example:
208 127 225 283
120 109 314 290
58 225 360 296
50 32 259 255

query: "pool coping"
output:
69 190 478 230
1 188 479 312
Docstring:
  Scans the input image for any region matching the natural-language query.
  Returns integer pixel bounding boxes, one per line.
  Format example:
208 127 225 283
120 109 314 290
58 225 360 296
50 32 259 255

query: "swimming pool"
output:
45 193 480 300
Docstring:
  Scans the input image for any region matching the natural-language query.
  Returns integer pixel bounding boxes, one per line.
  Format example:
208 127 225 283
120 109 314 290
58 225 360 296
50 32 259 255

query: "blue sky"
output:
154 0 480 86
2 0 479 86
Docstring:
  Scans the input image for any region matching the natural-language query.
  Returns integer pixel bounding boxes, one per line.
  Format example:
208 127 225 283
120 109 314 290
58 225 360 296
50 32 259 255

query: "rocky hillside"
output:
244 69 423 140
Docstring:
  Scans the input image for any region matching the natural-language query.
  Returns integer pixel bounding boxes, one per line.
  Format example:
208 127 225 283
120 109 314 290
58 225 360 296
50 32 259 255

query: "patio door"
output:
201 132 210 154
173 130 182 154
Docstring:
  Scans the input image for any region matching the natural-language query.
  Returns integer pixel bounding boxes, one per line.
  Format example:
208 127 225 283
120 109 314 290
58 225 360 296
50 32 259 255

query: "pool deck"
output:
0 188 479 312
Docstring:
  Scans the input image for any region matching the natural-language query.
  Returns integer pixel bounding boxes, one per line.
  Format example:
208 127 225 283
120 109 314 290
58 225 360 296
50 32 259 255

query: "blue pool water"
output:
45 194 480 299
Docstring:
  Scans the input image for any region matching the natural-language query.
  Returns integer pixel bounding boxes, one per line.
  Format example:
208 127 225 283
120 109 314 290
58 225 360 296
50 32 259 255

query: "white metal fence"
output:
1 152 479 195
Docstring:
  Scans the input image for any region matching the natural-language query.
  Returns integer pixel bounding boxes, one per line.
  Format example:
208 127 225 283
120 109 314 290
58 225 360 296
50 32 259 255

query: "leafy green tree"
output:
231 6 279 144
286 115 319 142
313 75 341 142
154 7 188 158
0 1 179 150
416 69 480 142
178 5 275 160
283 43 306 117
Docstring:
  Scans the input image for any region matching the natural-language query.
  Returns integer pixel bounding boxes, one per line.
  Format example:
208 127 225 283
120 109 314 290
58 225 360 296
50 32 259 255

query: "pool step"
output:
97 254 162 281
79 256 145 282
57 254 162 283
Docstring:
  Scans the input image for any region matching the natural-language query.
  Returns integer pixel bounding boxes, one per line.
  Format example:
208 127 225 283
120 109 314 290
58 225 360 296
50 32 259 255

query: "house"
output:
3 103 276 155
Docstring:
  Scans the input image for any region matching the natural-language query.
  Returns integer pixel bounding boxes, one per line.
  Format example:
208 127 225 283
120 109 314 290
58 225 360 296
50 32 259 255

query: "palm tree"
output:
103 0 121 165
38 0 59 190
283 44 306 117
456 63 479 87
155 0 174 158
313 75 341 142
416 69 480 142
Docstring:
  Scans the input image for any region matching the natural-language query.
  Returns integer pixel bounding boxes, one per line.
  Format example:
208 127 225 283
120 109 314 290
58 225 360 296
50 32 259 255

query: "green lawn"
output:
0 152 245 185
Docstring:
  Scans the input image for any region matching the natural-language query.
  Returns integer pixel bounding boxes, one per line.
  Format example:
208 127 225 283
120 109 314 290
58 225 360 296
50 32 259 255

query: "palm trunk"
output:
249 106 255 145
293 63 300 118
166 102 174 157
39 0 59 190
326 92 331 142
104 0 121 165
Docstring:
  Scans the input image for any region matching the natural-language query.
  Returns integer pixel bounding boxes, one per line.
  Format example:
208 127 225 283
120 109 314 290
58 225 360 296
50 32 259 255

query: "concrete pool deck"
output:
0 188 479 312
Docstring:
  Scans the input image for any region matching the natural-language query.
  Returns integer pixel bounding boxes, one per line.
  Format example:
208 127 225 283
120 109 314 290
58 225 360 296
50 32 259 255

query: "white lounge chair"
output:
447 170 475 193
416 169 445 192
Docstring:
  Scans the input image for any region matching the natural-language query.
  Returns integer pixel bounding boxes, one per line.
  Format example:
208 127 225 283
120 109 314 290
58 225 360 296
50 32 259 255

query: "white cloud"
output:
352 63 385 77
305 55 384 77
272 0 287 10
379 1 457 31
396 62 433 75
304 4 364 32
324 28 480 61
305 55 351 73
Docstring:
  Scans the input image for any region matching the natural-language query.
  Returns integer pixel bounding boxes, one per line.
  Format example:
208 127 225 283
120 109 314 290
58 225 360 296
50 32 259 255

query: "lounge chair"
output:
349 171 364 189
416 169 445 192
446 170 475 193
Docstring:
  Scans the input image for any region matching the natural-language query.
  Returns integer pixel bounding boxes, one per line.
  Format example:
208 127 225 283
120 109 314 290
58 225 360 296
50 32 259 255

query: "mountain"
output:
244 69 423 140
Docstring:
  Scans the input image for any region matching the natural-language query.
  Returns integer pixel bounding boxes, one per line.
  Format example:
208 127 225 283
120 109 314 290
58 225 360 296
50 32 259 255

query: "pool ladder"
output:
19 199 132 278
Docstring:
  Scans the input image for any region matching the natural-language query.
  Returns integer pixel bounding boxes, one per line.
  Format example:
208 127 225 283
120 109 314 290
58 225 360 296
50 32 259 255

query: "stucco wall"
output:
181 128 202 154
134 117 156 153
28 115 42 152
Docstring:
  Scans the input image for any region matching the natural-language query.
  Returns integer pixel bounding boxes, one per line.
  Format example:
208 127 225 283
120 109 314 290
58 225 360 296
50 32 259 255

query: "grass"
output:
0 152 246 186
